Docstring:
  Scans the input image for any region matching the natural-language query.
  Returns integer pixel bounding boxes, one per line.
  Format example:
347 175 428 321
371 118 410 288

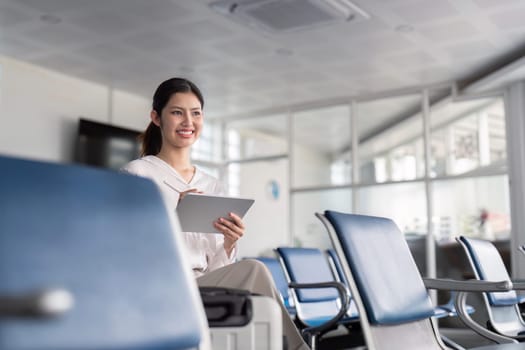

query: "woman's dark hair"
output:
140 77 204 156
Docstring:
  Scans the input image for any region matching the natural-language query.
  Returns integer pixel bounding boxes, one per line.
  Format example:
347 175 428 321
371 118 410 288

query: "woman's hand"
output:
177 188 202 203
214 212 245 257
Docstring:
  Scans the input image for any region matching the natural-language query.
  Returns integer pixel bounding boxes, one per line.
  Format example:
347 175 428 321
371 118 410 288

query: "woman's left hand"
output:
214 212 245 256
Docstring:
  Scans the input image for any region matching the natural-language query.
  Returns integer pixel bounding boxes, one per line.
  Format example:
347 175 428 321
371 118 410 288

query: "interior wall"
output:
0 55 149 163
237 158 289 258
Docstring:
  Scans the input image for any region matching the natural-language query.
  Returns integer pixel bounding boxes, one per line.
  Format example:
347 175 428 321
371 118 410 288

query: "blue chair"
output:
253 256 296 317
458 236 525 341
326 248 472 320
0 155 208 350
317 210 525 350
326 247 470 349
275 247 360 349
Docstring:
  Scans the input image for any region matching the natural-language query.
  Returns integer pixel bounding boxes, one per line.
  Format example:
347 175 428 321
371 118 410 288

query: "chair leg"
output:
441 334 466 350
303 331 318 350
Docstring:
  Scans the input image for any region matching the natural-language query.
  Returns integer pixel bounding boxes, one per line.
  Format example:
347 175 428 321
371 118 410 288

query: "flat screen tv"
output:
74 118 141 170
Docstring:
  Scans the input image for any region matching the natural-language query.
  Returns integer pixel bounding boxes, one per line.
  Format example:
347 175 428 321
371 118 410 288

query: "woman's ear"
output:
150 110 161 127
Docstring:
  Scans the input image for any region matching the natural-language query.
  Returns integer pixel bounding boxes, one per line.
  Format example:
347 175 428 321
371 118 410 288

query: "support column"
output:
504 81 525 279
422 89 437 292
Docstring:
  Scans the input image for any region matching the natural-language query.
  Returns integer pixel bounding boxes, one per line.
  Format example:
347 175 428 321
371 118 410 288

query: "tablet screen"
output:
176 193 254 233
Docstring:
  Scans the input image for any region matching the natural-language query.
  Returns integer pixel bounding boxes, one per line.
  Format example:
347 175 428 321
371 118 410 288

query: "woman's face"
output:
153 92 203 150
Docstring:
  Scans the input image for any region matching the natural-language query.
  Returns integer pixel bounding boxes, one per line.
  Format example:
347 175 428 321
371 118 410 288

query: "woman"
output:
121 77 310 350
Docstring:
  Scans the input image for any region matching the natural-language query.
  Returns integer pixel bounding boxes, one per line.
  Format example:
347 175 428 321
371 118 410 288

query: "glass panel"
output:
192 119 222 162
432 175 511 242
357 94 424 184
430 96 506 177
292 105 351 188
292 189 352 249
355 182 427 235
225 114 287 161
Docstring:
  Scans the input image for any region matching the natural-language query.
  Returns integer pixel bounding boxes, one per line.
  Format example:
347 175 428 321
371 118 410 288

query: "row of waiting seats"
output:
253 246 478 349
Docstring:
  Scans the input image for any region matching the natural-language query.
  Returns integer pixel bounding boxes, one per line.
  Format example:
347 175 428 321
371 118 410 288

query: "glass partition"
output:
292 188 352 249
225 114 287 161
355 181 427 235
192 119 222 162
357 94 424 184
432 175 510 242
430 97 506 177
291 105 351 188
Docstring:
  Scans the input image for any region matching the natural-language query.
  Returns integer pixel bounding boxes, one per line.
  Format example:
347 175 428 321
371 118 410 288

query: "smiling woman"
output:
120 77 310 350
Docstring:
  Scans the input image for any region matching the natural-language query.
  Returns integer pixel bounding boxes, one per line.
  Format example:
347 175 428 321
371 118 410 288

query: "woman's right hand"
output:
178 188 202 204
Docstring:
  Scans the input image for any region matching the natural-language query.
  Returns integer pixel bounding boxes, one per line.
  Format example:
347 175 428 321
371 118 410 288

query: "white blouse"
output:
121 155 236 277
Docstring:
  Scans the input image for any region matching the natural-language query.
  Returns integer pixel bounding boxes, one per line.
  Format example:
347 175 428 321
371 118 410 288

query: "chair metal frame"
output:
317 210 522 350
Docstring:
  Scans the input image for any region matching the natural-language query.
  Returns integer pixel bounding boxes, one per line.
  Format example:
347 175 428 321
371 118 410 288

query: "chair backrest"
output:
326 249 350 287
318 210 445 350
276 247 339 303
457 236 517 306
457 236 525 337
0 155 207 350
253 256 296 315
275 247 357 328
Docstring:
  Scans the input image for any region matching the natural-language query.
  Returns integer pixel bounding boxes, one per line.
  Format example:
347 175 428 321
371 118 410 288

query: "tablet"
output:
176 193 255 233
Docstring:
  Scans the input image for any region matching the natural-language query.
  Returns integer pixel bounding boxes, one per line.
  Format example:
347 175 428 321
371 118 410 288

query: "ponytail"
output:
139 121 162 156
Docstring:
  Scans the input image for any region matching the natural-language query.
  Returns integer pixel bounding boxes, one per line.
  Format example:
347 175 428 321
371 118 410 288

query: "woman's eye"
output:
192 111 202 117
172 110 182 116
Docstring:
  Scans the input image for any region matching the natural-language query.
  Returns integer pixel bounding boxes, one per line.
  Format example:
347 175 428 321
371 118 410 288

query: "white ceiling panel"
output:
392 0 459 24
489 6 525 30
0 0 524 124
419 20 479 43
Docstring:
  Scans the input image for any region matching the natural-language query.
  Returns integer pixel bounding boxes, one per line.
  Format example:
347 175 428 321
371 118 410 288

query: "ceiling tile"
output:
15 0 94 13
0 3 35 27
19 23 97 49
72 43 140 64
489 7 525 30
393 0 459 24
105 0 194 23
385 51 436 67
444 40 495 59
473 0 525 9
419 20 479 43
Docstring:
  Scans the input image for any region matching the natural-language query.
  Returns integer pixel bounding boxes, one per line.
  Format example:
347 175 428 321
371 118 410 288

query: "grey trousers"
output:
197 259 310 350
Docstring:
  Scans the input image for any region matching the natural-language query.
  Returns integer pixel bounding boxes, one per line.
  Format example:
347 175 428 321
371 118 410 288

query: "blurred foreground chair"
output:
0 155 209 350
275 247 361 350
316 210 525 350
457 236 525 341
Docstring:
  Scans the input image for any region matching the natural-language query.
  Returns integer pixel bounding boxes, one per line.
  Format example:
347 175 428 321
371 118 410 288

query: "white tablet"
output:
176 193 255 233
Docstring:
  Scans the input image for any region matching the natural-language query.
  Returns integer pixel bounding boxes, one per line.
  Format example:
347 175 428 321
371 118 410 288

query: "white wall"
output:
0 55 149 163
237 158 289 258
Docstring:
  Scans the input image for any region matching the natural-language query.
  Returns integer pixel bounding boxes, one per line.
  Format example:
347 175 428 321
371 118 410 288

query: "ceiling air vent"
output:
209 0 370 34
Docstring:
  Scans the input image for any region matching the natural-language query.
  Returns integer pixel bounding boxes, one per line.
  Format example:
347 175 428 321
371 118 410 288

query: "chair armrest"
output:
422 278 512 292
455 291 518 344
423 277 517 344
510 281 525 290
0 288 74 318
288 281 350 339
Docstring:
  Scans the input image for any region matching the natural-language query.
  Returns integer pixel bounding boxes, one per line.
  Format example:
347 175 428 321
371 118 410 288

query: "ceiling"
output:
2 0 525 121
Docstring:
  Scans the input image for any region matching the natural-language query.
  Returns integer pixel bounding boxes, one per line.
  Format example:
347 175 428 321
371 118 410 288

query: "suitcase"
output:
199 287 283 350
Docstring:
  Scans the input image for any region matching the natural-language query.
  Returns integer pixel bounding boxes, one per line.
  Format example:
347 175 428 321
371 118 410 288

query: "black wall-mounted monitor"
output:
74 118 141 170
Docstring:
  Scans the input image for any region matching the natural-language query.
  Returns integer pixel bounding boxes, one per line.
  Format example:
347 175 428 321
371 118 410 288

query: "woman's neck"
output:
156 149 195 183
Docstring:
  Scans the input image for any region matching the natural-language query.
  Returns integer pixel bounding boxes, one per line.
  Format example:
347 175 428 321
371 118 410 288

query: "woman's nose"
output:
181 112 193 125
